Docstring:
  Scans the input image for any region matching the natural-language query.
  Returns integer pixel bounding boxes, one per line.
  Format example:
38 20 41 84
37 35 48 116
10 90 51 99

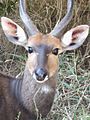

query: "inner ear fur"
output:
61 25 89 51
1 17 27 46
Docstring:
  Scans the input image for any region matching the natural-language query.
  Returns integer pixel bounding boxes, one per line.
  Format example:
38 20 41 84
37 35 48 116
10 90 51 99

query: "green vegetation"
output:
0 0 18 16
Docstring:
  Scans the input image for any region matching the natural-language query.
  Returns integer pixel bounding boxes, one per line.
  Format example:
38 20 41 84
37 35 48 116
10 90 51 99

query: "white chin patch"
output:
33 73 49 83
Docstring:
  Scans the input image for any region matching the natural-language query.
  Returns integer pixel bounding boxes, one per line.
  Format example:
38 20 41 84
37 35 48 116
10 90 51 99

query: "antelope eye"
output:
28 47 34 54
52 48 59 55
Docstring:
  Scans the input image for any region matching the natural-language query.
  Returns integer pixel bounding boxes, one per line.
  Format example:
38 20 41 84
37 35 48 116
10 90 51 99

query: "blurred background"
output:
0 0 90 120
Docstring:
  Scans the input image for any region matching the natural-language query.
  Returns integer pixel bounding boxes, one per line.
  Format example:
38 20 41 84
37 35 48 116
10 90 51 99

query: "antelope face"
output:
1 0 89 83
26 33 62 83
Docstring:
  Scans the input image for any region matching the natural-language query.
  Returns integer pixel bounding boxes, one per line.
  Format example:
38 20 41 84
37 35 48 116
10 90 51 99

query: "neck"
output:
11 65 57 117
11 77 22 104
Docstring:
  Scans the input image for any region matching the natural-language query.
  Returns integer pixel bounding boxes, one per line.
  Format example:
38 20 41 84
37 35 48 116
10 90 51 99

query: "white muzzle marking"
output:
33 73 49 83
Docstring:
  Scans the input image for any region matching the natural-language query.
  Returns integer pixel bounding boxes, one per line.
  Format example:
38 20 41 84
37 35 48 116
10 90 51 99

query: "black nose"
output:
35 68 48 81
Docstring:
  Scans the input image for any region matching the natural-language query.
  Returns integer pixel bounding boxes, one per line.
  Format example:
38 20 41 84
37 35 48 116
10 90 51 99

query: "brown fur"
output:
27 33 62 77
0 73 36 120
28 33 61 48
0 34 62 120
1 21 88 120
0 68 56 120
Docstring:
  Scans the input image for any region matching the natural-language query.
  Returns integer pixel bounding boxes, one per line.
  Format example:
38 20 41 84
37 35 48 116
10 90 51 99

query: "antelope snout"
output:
33 68 48 83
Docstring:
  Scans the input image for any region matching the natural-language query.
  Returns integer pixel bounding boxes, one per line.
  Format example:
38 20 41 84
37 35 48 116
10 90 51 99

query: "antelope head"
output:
1 0 89 83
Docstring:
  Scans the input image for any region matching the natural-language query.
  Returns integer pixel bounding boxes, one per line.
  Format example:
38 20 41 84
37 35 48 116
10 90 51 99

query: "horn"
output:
19 0 39 36
50 0 74 38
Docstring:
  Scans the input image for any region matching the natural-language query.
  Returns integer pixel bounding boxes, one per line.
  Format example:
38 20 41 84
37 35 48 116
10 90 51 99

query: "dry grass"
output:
0 0 90 120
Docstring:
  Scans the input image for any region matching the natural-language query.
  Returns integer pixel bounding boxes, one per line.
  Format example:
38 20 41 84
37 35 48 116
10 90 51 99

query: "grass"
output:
0 0 90 120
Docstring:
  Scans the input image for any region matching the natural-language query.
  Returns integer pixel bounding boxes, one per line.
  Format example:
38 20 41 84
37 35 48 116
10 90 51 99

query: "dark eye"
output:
28 47 34 54
52 48 59 55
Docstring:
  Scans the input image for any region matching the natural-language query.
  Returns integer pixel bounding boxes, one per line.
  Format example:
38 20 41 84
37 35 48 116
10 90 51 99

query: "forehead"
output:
27 33 61 48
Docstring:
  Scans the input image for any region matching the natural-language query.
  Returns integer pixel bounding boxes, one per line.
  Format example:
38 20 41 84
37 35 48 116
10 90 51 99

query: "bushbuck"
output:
0 0 89 120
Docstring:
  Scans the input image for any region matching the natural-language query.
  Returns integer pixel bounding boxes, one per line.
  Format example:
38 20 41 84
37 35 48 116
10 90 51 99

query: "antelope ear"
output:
1 17 27 46
61 25 89 51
